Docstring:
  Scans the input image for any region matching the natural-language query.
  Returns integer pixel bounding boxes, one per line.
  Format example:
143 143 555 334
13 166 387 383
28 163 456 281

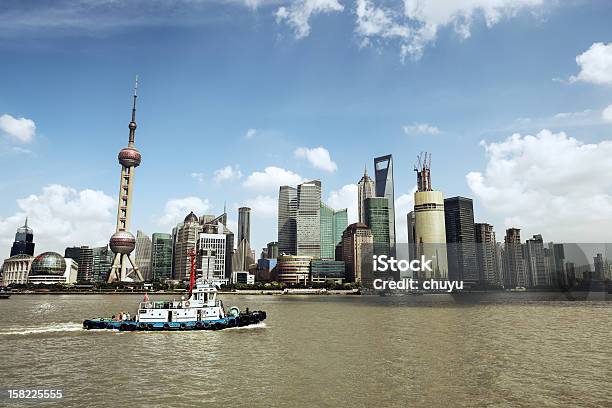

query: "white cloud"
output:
156 197 210 230
244 128 257 139
276 0 344 39
327 184 358 224
402 122 441 135
569 42 612 85
190 172 205 183
466 129 612 242
0 184 115 254
394 187 417 243
244 195 277 217
243 166 304 191
0 114 36 143
355 0 546 60
213 165 243 182
602 105 612 123
294 146 338 172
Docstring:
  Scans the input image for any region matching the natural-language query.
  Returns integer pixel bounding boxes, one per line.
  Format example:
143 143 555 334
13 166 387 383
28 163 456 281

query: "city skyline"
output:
2 1 612 256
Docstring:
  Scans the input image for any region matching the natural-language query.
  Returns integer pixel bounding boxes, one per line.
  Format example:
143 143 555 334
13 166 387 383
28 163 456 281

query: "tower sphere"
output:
129 121 137 130
118 147 141 167
109 230 136 254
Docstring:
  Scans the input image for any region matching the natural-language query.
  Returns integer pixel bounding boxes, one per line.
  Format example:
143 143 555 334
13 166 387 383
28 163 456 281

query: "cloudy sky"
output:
1 0 612 256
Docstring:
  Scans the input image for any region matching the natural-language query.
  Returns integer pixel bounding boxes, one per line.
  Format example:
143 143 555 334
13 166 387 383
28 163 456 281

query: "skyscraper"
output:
92 246 113 283
173 212 201 281
374 155 396 257
358 167 375 224
238 207 251 245
504 228 524 288
10 218 35 257
413 153 448 279
296 180 321 258
525 234 550 287
197 227 227 284
320 203 348 259
364 197 390 257
278 185 298 255
267 242 279 259
151 233 173 281
474 223 499 287
444 196 478 284
65 246 94 282
341 223 374 285
135 231 152 281
108 78 144 283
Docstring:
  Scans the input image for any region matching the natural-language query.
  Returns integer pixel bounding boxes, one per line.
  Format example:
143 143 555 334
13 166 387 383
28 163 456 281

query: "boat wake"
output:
0 322 83 336
226 322 267 330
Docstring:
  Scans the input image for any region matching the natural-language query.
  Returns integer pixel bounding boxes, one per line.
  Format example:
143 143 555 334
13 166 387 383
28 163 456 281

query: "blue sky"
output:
1 0 612 255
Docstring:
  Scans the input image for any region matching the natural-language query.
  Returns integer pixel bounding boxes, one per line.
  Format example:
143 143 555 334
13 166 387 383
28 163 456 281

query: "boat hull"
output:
83 311 266 332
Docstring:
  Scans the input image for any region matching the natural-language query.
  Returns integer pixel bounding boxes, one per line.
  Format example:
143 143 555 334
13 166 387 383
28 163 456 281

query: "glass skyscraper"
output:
320 204 348 259
374 155 396 257
278 185 298 255
151 233 173 281
296 180 321 258
364 197 390 258
10 219 35 257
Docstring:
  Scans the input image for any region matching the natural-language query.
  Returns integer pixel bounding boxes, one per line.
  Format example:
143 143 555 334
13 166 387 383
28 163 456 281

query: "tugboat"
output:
83 250 266 332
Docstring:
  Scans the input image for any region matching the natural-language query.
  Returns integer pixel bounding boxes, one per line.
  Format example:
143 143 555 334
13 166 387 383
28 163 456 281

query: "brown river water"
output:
1 293 610 407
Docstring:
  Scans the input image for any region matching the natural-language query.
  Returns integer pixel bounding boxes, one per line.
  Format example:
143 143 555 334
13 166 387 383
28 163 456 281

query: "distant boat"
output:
0 287 11 299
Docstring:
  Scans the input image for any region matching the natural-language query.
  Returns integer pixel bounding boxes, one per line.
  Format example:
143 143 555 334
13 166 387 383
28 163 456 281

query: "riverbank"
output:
6 289 360 296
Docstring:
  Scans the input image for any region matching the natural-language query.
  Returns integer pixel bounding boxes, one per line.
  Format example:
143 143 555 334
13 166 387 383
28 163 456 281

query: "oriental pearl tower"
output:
107 77 144 283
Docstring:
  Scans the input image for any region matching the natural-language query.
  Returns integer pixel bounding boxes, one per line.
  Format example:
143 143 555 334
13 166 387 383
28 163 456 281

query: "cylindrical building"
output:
413 153 448 280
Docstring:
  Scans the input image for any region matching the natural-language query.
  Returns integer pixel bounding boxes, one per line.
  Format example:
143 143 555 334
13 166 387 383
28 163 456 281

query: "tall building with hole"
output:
374 155 396 257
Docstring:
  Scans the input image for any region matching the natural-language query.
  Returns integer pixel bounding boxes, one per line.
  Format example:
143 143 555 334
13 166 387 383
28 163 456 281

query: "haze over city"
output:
1 0 612 256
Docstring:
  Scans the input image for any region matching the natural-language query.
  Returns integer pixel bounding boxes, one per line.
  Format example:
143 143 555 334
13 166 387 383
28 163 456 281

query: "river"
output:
1 293 610 407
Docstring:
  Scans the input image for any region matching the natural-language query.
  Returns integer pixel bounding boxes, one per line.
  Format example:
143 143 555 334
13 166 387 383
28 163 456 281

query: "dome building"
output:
2 254 34 286
28 252 78 285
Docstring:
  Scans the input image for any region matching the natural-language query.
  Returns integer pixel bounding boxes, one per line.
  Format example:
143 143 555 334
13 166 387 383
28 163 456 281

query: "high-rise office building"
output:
358 167 375 224
134 231 152 281
278 185 298 255
549 243 567 288
474 223 499 287
413 153 448 279
296 180 322 258
197 228 227 284
151 233 173 281
108 78 144 283
364 197 390 257
266 242 279 259
504 228 525 288
173 212 201 281
10 218 35 257
238 207 251 245
320 203 348 259
64 246 94 282
374 155 396 257
444 197 478 284
525 234 550 287
594 253 606 279
92 246 113 282
341 223 374 285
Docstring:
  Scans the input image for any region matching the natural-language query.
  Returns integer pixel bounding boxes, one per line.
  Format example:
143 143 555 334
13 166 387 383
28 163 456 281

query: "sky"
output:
1 0 612 257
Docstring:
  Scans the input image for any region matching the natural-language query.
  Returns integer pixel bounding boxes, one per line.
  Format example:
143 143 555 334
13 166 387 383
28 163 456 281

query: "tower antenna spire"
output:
128 75 138 145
